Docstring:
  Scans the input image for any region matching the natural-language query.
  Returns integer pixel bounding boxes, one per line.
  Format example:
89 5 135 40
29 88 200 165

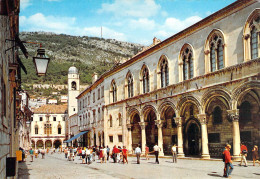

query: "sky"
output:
20 0 237 45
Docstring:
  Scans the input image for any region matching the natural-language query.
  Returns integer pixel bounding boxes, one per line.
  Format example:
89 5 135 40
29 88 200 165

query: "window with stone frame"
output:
109 115 113 127
159 57 169 88
109 136 113 143
209 33 224 72
44 123 52 135
181 45 194 80
212 106 222 124
208 133 220 143
40 117 43 121
250 17 260 59
111 80 117 103
127 73 134 98
118 113 122 126
142 66 150 93
118 135 123 142
35 125 39 134
58 124 62 134
101 86 104 98
71 81 77 90
53 116 56 121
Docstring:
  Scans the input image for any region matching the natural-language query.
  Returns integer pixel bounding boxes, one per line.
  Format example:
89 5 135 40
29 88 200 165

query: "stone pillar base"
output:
177 153 185 158
159 151 164 156
232 155 241 161
201 154 210 159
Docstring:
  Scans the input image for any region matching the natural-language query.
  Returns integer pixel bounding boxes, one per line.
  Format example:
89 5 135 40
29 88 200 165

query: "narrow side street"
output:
18 153 260 179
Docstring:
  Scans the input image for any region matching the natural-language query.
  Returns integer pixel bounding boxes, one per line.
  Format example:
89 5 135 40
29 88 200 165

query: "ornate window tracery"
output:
142 66 150 93
159 57 169 88
180 45 194 80
209 33 224 72
127 73 134 98
110 80 117 103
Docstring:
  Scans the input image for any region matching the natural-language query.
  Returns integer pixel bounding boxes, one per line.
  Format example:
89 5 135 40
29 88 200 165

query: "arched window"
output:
181 45 193 80
71 81 77 90
244 10 260 61
111 80 117 103
44 124 52 135
160 57 169 88
209 33 224 71
58 124 61 134
118 113 122 126
35 125 38 134
251 24 259 59
127 73 134 98
239 101 251 122
213 106 222 124
142 66 149 93
109 115 113 127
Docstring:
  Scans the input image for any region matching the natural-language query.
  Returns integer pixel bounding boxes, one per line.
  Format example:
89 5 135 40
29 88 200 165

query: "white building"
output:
31 104 68 149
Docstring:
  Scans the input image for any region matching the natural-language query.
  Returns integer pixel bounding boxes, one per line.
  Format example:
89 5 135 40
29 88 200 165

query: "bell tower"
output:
68 66 79 117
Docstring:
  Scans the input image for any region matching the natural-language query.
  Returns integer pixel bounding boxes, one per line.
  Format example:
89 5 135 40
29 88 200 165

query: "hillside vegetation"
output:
19 32 143 86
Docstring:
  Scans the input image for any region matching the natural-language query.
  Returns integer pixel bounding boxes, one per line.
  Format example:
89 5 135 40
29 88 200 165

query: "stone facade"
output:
31 105 67 149
72 0 260 160
0 0 21 178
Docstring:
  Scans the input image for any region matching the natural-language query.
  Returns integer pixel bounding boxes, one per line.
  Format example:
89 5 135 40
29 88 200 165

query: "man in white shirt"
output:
171 144 177 163
135 144 142 164
153 144 160 164
86 148 91 164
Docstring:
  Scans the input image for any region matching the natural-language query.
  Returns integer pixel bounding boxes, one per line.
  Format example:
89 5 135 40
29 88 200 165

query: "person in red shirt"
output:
112 145 119 163
122 146 128 164
240 143 248 167
223 144 233 178
145 144 149 160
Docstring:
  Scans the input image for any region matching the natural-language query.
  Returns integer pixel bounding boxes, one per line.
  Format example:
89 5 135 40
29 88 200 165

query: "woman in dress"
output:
99 147 104 163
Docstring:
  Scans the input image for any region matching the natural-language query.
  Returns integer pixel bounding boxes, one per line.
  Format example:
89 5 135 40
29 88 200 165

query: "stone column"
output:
155 120 164 156
174 117 185 157
100 132 103 147
197 114 210 159
227 109 241 161
139 122 146 154
127 124 133 153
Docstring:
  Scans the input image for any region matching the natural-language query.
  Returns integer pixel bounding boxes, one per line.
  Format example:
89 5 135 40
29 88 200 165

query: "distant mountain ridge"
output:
19 31 144 97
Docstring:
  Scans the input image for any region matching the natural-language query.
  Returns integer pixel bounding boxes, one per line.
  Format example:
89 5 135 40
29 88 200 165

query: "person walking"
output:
240 143 248 167
106 146 110 161
145 145 149 160
223 144 234 178
112 145 119 163
100 147 104 164
64 148 68 158
92 146 96 161
171 144 177 163
41 148 45 159
103 146 107 163
135 144 141 164
29 148 34 162
122 146 128 164
86 147 91 164
153 143 160 164
34 148 38 158
252 145 259 166
81 148 86 164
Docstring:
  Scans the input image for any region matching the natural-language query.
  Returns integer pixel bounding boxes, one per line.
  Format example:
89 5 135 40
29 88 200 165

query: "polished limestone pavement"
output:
18 153 260 179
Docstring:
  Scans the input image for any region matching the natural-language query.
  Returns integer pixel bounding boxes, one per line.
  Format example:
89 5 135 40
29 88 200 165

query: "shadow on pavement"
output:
18 161 31 179
253 173 260 176
207 172 223 178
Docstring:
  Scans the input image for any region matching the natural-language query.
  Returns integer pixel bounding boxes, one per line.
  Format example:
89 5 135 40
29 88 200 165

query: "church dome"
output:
68 66 78 74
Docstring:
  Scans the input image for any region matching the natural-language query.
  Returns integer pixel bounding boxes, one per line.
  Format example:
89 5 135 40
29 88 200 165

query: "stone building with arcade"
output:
31 104 67 149
101 0 260 160
67 0 260 160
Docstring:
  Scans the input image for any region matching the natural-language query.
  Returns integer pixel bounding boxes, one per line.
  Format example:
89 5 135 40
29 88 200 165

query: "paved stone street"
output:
18 153 260 179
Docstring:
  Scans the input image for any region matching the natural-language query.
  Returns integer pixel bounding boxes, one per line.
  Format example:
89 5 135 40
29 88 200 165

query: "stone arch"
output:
45 139 52 148
177 95 202 116
127 107 141 124
201 87 232 113
158 100 178 117
157 54 170 72
141 104 157 121
53 139 62 149
36 140 44 148
31 140 36 148
231 81 260 109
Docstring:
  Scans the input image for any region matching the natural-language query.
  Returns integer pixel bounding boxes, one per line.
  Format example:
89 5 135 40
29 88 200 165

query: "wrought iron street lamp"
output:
33 47 50 76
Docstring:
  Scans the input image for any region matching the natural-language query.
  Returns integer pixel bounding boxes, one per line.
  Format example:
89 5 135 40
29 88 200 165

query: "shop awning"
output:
64 131 88 143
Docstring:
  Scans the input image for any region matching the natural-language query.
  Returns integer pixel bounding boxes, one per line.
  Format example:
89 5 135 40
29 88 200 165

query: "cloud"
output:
154 16 202 38
129 18 155 30
20 0 32 10
98 0 161 18
19 13 126 41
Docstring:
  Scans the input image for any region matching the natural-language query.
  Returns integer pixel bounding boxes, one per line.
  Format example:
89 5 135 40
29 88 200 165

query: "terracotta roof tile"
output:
34 104 67 114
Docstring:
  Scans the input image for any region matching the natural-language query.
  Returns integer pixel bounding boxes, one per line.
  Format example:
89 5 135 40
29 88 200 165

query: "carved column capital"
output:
243 34 250 40
197 114 208 125
138 122 146 130
204 50 210 55
155 120 163 128
174 117 183 127
227 109 239 122
127 123 132 130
